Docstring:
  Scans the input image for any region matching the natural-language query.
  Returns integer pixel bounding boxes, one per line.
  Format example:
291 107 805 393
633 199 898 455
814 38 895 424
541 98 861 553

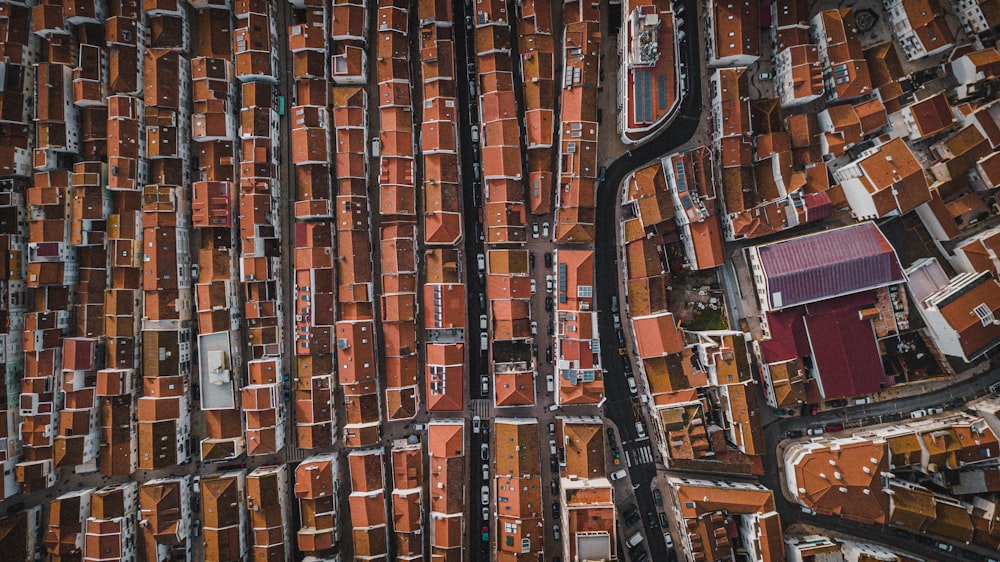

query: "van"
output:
546 375 554 393
480 332 488 351
635 422 646 439
549 440 557 455
625 532 644 548
610 469 628 481
477 253 486 272
371 138 381 157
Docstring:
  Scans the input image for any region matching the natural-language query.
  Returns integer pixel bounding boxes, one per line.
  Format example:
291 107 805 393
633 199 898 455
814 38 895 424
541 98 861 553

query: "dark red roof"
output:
757 222 904 309
803 292 890 399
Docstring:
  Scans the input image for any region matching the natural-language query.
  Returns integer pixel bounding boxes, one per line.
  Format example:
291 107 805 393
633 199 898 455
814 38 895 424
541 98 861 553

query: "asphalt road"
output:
594 0 700 560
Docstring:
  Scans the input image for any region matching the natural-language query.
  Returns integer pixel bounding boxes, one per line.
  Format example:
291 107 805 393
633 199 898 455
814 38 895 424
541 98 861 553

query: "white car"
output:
531 321 538 335
627 377 638 394
482 506 489 521
553 525 561 540
481 375 489 395
545 275 554 293
473 416 481 433
546 375 554 392
480 332 488 351
541 222 550 238
480 314 487 330
806 426 824 436
482 463 489 480
477 253 486 272
927 406 944 415
471 125 479 143
610 469 628 481
635 422 646 439
530 279 536 294
664 532 674 548
532 223 539 238
481 485 490 505
549 440 557 455
910 409 928 419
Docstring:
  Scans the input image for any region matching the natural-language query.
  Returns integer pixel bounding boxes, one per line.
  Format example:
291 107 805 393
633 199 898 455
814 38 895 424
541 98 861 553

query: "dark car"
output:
882 412 904 422
529 253 535 269
826 398 848 408
547 323 554 336
544 252 552 267
551 479 559 494
801 403 818 416
616 329 626 348
551 502 560 517
629 544 645 558
824 422 844 432
653 488 663 507
545 296 554 312
546 346 553 364
647 511 659 529
624 505 640 525
606 427 616 445
550 457 559 472
623 359 633 376
659 512 668 528
785 430 804 439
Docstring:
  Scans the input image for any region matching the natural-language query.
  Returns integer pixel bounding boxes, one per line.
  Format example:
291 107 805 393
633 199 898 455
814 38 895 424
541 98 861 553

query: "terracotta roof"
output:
711 0 761 63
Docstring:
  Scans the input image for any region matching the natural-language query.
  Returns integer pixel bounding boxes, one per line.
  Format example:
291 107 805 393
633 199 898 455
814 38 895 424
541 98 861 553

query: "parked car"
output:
549 422 556 434
481 486 489 505
481 375 489 395
541 222 550 238
551 479 558 494
532 223 539 238
806 426 824 436
471 125 479 143
653 489 663 507
473 416 481 433
664 532 674 549
635 422 647 439
927 406 944 415
910 409 928 419
552 502 560 517
480 332 488 351
482 464 489 480
530 279 536 294
481 443 490 460
611 295 619 313
546 375 554 392
545 296 554 312
545 275 554 293
482 506 489 521
598 166 607 183
477 253 485 272
531 321 538 335
553 525 561 540
606 427 616 445
802 404 818 416
647 511 658 529
479 314 487 330
785 430 804 439
826 398 848 408
481 526 489 541
544 252 553 267
759 71 773 80
546 345 553 364
824 422 843 432
659 512 668 528
627 377 638 394
610 469 628 481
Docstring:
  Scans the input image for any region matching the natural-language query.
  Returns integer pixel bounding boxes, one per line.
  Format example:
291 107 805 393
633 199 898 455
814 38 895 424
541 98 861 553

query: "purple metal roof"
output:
758 222 904 309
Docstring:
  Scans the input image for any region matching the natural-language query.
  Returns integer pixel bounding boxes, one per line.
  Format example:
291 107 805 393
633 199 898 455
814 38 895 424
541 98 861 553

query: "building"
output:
907 258 1000 362
747 222 906 312
428 421 465 561
138 477 192 562
811 9 872 102
295 454 340 557
201 471 247 562
667 477 784 561
556 417 617 561
706 0 760 68
246 464 292 562
773 44 823 108
954 0 1000 37
883 0 955 61
618 0 680 143
494 418 544 561
832 137 931 220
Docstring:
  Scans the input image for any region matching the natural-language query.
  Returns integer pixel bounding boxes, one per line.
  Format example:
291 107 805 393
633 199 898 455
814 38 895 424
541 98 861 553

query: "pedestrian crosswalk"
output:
471 399 492 419
625 444 654 467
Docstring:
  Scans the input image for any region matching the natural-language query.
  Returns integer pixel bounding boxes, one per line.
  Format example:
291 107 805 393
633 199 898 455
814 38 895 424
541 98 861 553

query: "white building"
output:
883 0 955 60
